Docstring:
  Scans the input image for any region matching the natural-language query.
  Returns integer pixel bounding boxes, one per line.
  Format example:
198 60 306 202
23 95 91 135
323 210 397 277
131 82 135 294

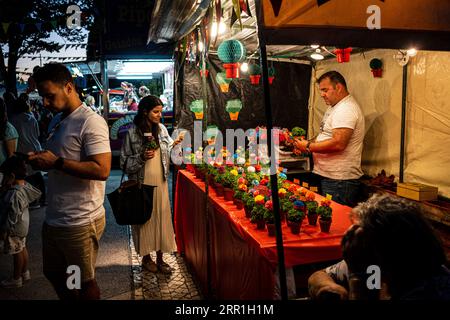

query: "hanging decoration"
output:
334 48 352 63
217 39 246 78
230 0 252 29
226 99 243 121
216 72 232 93
189 100 204 120
268 67 276 84
269 0 283 17
249 63 261 85
199 60 209 77
369 58 383 77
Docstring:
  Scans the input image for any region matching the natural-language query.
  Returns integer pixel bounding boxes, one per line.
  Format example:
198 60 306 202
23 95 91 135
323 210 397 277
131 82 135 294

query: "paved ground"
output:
0 169 201 300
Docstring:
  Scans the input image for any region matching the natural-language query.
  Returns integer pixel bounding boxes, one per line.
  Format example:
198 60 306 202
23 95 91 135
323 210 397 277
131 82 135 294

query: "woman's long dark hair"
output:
133 95 163 143
0 98 7 140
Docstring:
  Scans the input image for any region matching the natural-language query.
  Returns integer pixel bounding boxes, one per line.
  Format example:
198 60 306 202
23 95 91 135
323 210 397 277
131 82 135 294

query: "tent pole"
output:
255 0 288 301
100 59 109 121
260 44 289 302
399 64 408 183
199 28 213 299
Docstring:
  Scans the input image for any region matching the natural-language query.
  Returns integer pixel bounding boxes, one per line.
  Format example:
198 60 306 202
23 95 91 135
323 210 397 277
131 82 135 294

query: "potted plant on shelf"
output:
317 199 333 233
251 205 266 230
242 192 254 218
214 172 225 197
280 195 293 224
264 201 276 237
306 200 319 226
233 183 248 210
222 170 237 201
287 209 305 235
206 165 217 187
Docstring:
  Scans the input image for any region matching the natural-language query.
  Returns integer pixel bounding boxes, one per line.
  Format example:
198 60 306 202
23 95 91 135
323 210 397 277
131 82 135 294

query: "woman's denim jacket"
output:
120 124 173 182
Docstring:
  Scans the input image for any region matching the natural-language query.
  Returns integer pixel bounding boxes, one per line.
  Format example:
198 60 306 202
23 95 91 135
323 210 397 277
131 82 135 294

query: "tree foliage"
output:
0 0 95 94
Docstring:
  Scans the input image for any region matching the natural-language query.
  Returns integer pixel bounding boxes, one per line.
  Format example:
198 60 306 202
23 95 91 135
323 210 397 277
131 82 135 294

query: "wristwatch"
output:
306 141 312 153
54 157 65 170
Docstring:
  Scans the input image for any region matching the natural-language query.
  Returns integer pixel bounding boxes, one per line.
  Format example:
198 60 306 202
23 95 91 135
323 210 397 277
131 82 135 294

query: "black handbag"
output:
107 169 156 225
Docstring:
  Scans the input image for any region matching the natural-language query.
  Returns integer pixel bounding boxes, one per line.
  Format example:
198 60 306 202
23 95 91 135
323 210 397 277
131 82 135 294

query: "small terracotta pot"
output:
371 69 382 77
224 188 234 201
235 199 244 210
319 218 332 233
289 221 301 235
267 223 276 237
280 211 287 223
256 219 266 230
223 63 240 78
308 213 318 226
244 206 252 218
215 184 224 197
250 74 261 85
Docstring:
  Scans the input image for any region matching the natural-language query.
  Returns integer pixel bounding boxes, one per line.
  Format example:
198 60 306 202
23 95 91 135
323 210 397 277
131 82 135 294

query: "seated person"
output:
308 193 450 300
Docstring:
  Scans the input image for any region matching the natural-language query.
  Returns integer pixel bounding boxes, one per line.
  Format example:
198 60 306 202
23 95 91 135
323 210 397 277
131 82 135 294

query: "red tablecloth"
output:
174 170 352 299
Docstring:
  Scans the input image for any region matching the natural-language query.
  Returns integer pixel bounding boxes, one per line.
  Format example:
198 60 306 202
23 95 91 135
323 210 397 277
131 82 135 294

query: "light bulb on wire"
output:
240 62 249 73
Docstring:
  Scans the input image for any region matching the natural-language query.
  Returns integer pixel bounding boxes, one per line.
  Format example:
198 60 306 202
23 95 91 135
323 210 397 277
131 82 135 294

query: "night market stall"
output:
144 0 450 299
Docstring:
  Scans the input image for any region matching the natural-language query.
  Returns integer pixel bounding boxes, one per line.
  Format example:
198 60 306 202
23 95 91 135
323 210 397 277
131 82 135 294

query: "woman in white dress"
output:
120 96 183 273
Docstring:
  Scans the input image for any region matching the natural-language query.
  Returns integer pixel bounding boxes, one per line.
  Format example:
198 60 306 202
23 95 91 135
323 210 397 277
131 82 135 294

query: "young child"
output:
0 155 41 288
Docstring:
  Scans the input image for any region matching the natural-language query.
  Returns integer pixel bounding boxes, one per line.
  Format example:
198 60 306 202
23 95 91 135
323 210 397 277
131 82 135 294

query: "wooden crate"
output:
397 182 438 201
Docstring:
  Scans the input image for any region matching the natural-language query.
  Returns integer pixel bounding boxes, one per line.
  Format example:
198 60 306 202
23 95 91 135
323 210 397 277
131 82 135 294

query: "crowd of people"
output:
0 63 448 301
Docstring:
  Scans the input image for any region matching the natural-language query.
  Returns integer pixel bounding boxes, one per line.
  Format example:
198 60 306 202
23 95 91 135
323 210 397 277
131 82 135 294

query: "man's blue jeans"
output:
320 177 361 207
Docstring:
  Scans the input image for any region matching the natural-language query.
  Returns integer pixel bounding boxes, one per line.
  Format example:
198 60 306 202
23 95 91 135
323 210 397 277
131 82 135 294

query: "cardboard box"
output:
397 182 438 201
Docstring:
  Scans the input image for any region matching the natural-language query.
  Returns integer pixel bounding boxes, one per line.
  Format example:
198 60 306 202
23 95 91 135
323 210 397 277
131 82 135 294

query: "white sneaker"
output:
22 270 31 281
0 277 23 288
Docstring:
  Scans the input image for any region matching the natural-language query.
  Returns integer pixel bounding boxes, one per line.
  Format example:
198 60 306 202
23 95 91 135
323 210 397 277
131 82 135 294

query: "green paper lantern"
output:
216 72 232 92
226 99 242 121
206 125 219 139
249 64 261 75
216 72 232 85
189 100 204 119
370 58 383 69
226 99 242 113
217 40 246 63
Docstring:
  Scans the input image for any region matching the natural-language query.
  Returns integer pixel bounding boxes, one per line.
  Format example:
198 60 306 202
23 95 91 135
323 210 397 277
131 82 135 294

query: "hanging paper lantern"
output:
249 64 261 85
189 100 204 120
217 40 246 78
226 99 242 121
199 60 209 77
268 67 276 84
369 58 383 78
205 125 219 145
216 72 232 93
334 47 352 63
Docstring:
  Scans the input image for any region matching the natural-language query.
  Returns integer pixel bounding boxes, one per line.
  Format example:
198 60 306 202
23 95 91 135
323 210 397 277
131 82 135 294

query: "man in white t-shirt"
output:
28 63 111 300
294 71 365 207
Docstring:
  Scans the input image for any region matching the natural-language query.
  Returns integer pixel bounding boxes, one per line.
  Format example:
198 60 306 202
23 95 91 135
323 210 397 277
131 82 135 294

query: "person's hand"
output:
293 138 308 152
173 132 185 146
316 283 349 300
142 149 155 160
28 150 58 170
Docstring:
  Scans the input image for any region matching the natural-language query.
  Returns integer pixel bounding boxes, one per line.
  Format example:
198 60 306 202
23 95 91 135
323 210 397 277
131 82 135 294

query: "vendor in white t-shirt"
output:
294 71 365 207
28 63 111 300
